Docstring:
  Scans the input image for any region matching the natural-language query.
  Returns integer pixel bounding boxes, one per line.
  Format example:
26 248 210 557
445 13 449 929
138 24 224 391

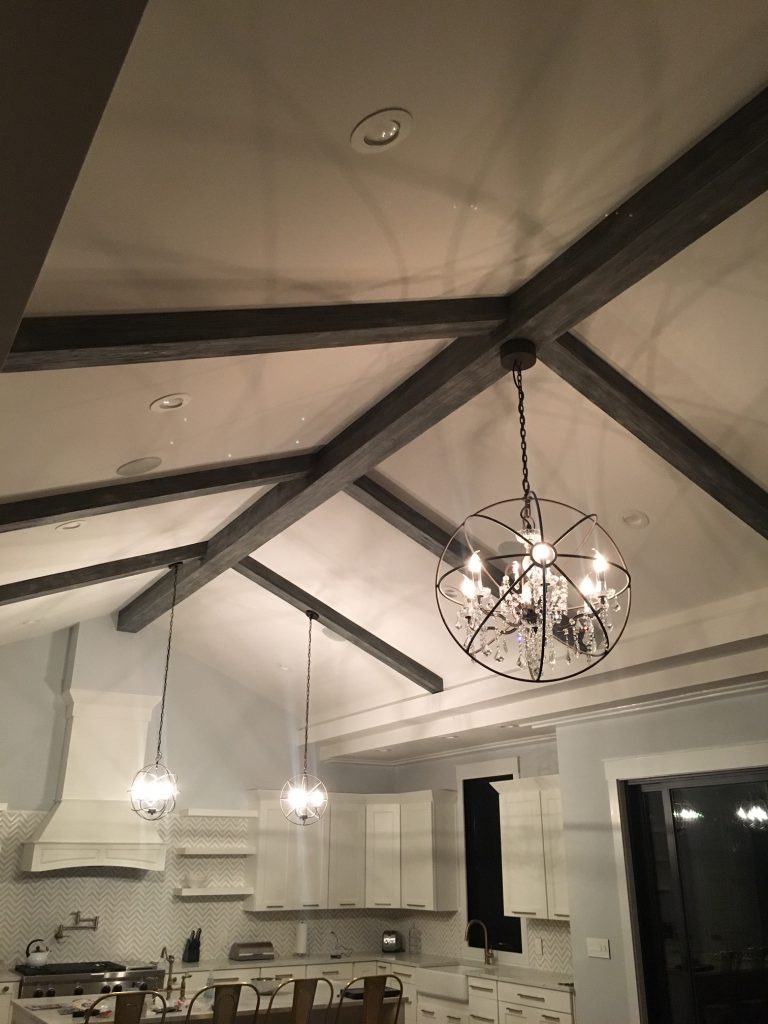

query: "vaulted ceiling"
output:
2 1 767 758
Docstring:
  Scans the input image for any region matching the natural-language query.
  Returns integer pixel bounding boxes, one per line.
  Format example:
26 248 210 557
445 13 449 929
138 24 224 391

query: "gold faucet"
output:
465 919 494 966
160 947 175 998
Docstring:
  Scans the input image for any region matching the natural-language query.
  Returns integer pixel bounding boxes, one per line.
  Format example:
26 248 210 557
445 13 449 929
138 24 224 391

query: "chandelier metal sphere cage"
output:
130 759 178 820
435 492 631 683
280 772 329 827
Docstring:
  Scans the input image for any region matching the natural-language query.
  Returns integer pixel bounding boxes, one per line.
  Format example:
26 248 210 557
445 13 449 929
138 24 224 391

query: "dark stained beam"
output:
0 453 314 534
540 332 768 540
0 2 147 369
117 89 768 631
8 297 508 371
0 543 205 607
235 557 442 693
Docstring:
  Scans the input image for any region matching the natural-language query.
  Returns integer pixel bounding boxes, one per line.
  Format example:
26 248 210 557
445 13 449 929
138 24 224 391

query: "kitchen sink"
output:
416 967 468 1002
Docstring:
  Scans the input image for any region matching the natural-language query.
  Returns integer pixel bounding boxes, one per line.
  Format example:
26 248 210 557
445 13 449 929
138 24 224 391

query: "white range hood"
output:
22 687 167 872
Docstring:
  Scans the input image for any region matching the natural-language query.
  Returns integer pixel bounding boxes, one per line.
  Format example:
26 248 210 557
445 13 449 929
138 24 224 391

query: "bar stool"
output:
184 982 260 1024
84 990 167 1024
336 975 403 1024
263 977 334 1024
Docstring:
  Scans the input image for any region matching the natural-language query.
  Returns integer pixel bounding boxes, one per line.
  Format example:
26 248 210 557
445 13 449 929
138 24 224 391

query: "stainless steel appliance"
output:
381 930 403 953
14 962 164 999
227 942 275 962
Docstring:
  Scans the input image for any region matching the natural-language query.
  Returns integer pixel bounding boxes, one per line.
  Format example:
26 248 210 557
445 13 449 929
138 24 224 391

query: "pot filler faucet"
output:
465 919 495 966
160 947 175 998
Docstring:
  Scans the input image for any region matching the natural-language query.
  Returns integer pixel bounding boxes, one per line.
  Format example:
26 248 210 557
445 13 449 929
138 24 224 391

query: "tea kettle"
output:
25 939 50 967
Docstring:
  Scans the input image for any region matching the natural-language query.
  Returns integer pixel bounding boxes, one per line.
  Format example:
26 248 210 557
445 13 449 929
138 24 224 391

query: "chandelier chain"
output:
156 562 179 764
302 613 314 775
514 365 533 531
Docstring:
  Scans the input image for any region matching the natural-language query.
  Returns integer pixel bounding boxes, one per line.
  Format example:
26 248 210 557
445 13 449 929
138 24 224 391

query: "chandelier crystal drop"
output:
435 341 631 683
281 610 328 826
130 563 180 820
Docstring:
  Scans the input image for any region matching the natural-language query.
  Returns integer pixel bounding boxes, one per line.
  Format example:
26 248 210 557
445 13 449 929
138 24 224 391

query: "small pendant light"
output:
281 610 328 826
130 563 180 820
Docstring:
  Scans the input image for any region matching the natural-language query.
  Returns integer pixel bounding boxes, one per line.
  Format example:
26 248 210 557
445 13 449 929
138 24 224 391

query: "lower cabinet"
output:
468 976 499 1024
418 995 468 1024
310 962 354 1000
0 985 12 1024
496 981 572 1024
377 962 416 1023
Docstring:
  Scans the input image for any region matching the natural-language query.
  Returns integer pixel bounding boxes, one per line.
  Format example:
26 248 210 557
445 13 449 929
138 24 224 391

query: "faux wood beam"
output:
117 89 768 631
0 543 205 607
0 2 147 369
9 297 508 371
235 557 442 693
540 332 768 540
0 453 314 534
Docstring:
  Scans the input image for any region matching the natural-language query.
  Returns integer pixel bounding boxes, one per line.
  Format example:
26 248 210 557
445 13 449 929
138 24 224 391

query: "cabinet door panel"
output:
254 801 295 910
328 801 366 908
498 790 547 919
295 810 329 909
541 788 569 920
365 803 401 907
401 802 435 910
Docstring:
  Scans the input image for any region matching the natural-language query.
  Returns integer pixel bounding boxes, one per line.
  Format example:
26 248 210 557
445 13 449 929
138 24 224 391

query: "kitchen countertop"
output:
172 952 460 973
454 962 573 991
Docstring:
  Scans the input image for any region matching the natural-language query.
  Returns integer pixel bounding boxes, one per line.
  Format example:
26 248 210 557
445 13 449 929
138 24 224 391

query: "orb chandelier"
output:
735 794 768 830
130 563 180 820
281 610 328 826
435 340 631 683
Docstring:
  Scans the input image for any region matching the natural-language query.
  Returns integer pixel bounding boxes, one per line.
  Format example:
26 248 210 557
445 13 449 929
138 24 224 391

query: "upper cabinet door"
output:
541 787 569 920
365 803 401 908
498 789 548 919
401 801 435 911
328 800 366 909
295 807 330 910
250 800 295 911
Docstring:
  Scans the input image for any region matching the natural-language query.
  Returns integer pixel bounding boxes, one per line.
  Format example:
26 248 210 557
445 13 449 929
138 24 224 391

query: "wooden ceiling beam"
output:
0 453 313 534
235 557 442 693
540 332 768 540
9 297 508 371
0 543 205 608
0 2 147 369
116 89 768 632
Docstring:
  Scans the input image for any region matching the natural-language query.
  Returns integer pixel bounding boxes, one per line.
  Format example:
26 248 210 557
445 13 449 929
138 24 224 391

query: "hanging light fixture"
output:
734 794 768 830
435 340 631 683
280 610 328 826
130 563 180 820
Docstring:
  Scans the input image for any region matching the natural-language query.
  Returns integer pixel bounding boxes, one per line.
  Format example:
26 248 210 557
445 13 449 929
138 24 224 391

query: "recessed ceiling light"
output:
378 748 391 753
622 509 650 529
55 521 82 531
150 393 190 413
499 723 517 730
445 735 458 740
350 108 413 153
116 456 162 477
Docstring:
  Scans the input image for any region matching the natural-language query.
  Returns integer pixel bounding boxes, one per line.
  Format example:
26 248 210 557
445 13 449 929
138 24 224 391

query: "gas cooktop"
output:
15 962 126 976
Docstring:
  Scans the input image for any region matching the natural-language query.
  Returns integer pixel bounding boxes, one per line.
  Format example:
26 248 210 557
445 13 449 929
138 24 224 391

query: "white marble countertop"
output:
452 962 573 991
168 952 460 973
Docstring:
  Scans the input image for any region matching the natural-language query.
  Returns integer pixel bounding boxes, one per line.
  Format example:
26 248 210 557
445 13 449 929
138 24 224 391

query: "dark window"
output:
463 774 523 954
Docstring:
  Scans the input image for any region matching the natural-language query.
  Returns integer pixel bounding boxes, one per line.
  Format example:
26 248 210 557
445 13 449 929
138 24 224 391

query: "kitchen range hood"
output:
22 687 167 872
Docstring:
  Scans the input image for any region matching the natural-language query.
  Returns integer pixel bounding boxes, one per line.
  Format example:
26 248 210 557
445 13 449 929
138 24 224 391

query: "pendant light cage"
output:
130 563 181 821
281 610 328 826
435 343 630 683
735 794 768 830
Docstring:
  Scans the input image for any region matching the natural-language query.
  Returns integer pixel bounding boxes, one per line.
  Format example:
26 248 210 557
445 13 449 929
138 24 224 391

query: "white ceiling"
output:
3 1 767 751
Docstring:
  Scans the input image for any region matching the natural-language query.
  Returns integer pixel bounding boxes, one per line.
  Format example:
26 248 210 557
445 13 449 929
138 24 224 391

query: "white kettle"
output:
25 939 50 967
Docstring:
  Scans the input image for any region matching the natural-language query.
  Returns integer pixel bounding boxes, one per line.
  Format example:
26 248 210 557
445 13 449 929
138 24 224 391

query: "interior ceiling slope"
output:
1 1 767 745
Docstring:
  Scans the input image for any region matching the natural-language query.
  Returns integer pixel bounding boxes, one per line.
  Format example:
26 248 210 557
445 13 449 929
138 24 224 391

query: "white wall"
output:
394 738 558 791
556 687 768 1024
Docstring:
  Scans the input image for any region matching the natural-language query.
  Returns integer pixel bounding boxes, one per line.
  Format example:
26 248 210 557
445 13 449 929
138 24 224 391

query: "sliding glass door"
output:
624 769 768 1024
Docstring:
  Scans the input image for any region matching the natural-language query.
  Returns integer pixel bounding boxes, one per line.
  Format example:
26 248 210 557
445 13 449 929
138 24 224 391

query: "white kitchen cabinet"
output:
494 776 569 921
365 803 401 908
295 809 330 910
246 799 294 911
401 795 458 912
418 995 468 1024
328 799 366 908
311 962 354 1000
540 786 569 920
468 975 499 1024
378 963 416 1023
0 983 12 1024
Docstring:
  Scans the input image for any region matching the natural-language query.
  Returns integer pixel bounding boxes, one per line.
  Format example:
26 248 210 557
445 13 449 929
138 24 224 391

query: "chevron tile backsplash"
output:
0 811 570 974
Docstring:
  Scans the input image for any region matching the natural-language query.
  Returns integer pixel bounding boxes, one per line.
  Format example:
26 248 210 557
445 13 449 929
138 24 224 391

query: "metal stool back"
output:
336 975 403 1024
184 982 260 1024
264 976 334 1023
84 990 166 1024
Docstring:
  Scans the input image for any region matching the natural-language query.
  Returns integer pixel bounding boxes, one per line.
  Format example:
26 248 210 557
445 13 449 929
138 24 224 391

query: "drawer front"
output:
353 962 377 977
0 992 11 1024
497 984 570 1015
468 977 497 1000
445 1009 468 1024
390 965 417 986
468 1008 499 1024
499 1003 535 1024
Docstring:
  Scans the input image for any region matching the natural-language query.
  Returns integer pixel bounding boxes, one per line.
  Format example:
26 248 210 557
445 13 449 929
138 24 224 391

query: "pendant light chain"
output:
302 612 315 775
513 365 533 532
155 562 179 765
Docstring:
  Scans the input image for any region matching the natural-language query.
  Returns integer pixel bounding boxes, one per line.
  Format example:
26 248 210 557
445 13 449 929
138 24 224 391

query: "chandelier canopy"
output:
435 341 631 683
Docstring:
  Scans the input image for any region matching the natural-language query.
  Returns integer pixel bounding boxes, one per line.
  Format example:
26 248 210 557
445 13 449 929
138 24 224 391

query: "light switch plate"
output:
587 937 611 959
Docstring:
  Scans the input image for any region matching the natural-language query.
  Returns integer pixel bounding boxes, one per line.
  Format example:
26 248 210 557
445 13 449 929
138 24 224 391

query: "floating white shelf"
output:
177 845 256 857
179 808 259 818
173 886 255 898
